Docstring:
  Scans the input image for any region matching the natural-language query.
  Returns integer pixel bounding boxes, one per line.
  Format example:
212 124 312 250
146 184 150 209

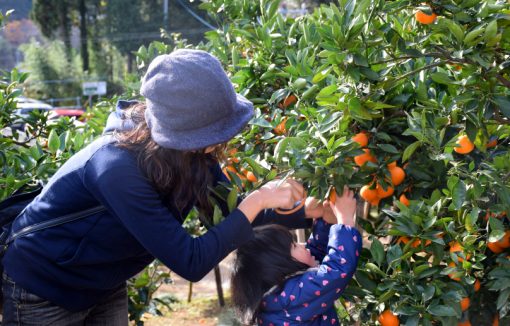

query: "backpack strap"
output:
6 205 106 245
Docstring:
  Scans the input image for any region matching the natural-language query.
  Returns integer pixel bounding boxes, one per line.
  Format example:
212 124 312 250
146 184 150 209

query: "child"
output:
231 187 361 325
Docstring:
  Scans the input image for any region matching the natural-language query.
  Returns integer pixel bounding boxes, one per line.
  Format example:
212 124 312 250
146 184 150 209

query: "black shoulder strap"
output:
6 206 106 245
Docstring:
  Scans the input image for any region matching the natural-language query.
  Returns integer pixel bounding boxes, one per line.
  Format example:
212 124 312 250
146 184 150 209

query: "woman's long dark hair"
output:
231 224 310 324
115 102 226 220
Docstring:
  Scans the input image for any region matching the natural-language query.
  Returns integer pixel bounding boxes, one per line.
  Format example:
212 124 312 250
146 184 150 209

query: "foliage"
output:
137 0 510 324
19 40 83 99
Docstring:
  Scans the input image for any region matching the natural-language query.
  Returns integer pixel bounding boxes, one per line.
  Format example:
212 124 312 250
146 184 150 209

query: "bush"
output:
136 0 510 324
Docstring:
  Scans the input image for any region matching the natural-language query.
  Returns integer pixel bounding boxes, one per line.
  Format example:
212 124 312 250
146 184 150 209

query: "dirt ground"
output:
142 253 241 326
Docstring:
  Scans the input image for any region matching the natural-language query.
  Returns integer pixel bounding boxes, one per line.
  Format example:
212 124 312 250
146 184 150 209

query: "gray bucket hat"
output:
140 49 253 150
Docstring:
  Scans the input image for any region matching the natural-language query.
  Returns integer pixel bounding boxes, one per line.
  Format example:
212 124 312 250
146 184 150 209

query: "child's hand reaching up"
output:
329 186 356 227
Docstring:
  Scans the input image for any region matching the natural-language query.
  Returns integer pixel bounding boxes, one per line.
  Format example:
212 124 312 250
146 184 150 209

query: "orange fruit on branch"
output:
245 171 258 183
473 279 481 292
493 314 499 326
448 262 461 281
398 236 420 248
415 9 437 24
329 187 337 204
360 185 379 202
389 166 405 186
487 241 504 254
354 149 377 166
399 194 410 206
497 230 510 249
486 137 498 148
376 183 394 198
387 161 397 169
449 242 471 262
460 297 470 311
458 320 472 326
378 310 400 326
352 132 369 147
279 94 297 108
273 117 288 135
454 135 475 154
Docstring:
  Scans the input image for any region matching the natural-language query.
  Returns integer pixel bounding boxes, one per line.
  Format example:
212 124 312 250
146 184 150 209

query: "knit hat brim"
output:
145 93 253 151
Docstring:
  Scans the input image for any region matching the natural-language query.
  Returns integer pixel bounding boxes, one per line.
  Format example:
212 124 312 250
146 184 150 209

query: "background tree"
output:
31 0 72 61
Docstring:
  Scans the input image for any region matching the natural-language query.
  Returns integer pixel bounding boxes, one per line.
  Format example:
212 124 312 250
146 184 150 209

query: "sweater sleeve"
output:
274 225 362 322
83 147 254 282
212 163 312 229
306 218 332 262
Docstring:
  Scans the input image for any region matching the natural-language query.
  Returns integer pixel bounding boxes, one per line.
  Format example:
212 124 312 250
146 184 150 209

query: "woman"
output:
1 49 327 325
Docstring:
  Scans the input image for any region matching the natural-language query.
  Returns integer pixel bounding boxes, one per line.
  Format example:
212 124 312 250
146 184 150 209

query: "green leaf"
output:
489 216 505 233
47 129 60 154
427 304 457 317
353 54 368 67
274 137 307 163
431 72 456 85
443 18 464 43
377 143 399 154
378 289 396 303
484 20 498 44
497 288 510 310
213 205 223 225
244 157 268 176
227 188 238 213
312 66 332 83
452 180 466 209
354 270 377 292
493 96 510 119
403 141 421 162
317 84 338 97
464 27 485 46
250 116 273 128
370 237 385 266
488 230 505 243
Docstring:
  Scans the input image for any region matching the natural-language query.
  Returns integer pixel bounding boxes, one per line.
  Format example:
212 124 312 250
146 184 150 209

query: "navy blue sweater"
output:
3 101 311 311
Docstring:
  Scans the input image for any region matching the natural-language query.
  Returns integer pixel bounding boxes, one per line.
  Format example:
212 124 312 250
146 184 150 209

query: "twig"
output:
393 61 444 83
495 74 510 89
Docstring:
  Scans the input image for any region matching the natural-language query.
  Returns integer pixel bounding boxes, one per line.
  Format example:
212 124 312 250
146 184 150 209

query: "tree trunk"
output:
127 52 134 73
214 265 225 307
60 1 72 62
187 281 193 303
79 0 89 72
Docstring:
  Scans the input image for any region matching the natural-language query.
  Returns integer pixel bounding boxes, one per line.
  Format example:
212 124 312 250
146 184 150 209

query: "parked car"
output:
12 97 54 129
48 108 86 127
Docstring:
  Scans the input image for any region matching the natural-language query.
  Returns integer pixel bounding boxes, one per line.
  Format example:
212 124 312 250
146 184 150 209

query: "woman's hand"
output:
238 179 305 223
304 197 323 219
329 186 357 227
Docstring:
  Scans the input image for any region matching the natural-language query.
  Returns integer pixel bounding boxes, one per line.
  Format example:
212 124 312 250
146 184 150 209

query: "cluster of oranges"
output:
222 148 258 184
446 238 508 325
351 132 407 206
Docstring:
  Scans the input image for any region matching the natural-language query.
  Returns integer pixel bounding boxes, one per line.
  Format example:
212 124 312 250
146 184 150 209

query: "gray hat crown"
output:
140 49 253 150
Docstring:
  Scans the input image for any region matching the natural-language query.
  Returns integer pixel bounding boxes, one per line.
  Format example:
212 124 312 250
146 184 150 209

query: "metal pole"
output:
163 0 168 28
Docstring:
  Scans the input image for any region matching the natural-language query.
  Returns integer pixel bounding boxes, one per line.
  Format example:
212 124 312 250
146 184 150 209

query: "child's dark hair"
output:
230 224 310 323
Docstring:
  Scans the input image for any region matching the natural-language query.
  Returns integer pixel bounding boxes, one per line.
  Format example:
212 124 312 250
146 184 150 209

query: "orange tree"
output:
137 0 510 324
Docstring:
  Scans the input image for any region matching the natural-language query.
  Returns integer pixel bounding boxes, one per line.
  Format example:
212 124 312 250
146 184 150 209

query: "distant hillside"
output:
0 0 32 20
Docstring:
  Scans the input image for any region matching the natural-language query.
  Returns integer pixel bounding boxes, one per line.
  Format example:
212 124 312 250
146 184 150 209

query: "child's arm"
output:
306 218 331 263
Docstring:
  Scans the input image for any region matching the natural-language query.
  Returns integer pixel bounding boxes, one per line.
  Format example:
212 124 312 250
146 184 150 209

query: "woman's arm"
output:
83 148 305 282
